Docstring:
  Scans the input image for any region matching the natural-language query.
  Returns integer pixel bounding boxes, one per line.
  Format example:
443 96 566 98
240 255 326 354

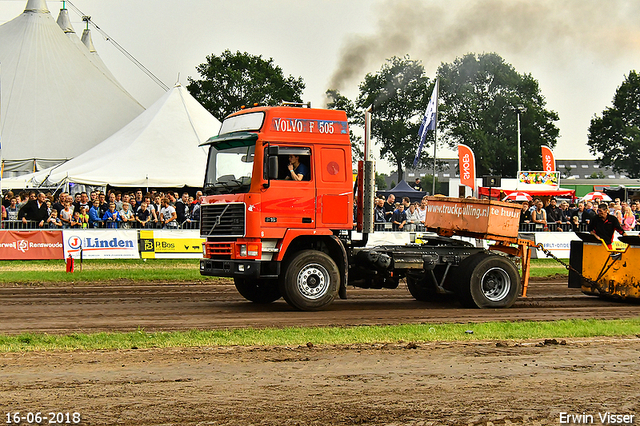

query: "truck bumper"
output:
200 258 280 279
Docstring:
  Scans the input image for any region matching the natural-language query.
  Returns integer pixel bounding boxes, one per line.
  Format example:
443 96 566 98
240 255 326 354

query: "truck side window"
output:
265 146 312 181
284 154 310 181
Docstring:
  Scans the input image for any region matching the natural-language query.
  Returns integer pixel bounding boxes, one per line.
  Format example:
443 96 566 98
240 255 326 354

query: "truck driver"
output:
285 154 309 181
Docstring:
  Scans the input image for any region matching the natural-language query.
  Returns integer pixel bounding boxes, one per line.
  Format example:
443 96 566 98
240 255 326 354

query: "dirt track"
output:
1 279 639 334
2 338 640 425
1 279 640 425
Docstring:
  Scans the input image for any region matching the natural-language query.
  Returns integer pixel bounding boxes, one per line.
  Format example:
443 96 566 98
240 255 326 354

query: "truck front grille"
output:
200 203 245 237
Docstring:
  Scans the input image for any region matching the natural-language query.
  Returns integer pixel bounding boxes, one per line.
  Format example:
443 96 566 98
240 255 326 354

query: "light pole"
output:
517 111 521 173
514 106 526 174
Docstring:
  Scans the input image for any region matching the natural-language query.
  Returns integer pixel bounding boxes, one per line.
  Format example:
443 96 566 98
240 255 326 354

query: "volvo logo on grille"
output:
203 203 244 237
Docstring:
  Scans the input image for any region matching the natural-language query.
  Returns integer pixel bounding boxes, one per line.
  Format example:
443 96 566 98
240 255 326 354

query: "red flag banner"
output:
0 231 64 260
541 145 556 172
458 144 476 192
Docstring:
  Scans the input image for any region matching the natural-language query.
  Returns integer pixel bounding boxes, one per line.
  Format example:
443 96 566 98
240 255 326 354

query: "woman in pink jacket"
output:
621 206 636 231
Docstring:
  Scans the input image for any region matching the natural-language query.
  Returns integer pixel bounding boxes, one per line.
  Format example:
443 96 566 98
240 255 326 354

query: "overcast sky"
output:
2 0 639 172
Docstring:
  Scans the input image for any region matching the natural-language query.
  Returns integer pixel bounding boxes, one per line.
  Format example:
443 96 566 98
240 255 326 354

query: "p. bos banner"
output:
458 144 476 191
63 230 139 259
0 231 64 260
139 229 204 259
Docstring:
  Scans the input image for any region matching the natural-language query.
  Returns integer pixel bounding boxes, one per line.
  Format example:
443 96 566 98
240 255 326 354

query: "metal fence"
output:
0 219 200 230
3 219 640 233
373 221 640 233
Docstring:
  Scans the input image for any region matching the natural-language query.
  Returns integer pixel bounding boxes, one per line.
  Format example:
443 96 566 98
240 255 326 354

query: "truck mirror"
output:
268 146 279 156
268 156 279 180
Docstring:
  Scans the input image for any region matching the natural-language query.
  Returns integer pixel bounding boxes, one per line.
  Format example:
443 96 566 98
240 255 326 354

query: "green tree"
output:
325 89 363 160
588 71 640 178
187 50 305 120
375 172 388 190
562 165 573 179
355 56 432 181
438 53 559 177
421 175 440 195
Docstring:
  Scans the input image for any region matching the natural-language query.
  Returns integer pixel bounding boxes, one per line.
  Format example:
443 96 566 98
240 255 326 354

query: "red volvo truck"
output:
199 103 533 311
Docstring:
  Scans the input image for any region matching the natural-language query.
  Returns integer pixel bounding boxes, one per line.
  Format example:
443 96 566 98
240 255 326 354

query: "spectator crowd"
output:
371 193 640 233
4 188 640 233
373 194 429 232
1 189 203 230
518 197 640 232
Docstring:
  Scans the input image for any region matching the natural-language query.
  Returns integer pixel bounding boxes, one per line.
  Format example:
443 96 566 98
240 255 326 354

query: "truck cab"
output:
200 105 354 310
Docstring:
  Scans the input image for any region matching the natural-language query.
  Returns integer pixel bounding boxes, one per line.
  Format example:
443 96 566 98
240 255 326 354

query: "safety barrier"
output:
5 218 638 234
0 228 203 260
1 219 200 230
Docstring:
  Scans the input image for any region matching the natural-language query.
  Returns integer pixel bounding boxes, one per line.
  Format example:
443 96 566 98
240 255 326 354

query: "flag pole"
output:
431 77 439 195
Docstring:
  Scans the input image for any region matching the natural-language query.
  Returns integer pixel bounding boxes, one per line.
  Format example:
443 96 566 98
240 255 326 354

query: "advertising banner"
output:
541 146 556 172
517 171 560 191
63 230 139 259
424 197 521 239
0 231 64 260
139 229 204 259
531 231 637 259
530 232 574 258
458 144 476 192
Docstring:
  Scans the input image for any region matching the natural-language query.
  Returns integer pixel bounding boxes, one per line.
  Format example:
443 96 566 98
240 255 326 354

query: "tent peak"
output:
56 8 74 33
25 0 49 13
80 28 96 52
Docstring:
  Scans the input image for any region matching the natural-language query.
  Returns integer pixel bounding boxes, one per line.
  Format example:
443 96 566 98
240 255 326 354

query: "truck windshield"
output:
204 140 254 195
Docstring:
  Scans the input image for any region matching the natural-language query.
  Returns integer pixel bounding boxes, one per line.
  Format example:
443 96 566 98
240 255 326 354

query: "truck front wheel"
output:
456 253 520 309
234 278 281 304
280 250 339 311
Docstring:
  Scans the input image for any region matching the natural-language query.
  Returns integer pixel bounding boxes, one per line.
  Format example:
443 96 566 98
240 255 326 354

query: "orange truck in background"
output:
199 103 528 310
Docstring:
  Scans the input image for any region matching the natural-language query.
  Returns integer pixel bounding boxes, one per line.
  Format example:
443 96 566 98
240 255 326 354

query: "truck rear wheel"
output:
406 273 432 302
456 253 520 308
280 250 339 311
234 278 281 304
406 268 455 302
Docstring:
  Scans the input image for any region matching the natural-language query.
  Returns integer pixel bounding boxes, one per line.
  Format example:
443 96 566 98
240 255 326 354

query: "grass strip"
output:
1 318 638 352
0 258 567 283
0 259 211 282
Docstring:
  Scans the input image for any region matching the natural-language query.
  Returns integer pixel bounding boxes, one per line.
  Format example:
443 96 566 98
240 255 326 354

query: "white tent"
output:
0 0 144 174
7 85 221 188
56 6 124 92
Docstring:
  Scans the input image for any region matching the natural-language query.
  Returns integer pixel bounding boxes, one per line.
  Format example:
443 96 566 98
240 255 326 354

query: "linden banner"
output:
63 230 139 259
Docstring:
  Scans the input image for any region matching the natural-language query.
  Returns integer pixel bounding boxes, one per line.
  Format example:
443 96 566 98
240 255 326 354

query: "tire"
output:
455 253 521 309
279 250 339 311
234 278 281 304
406 270 456 303
406 273 432 302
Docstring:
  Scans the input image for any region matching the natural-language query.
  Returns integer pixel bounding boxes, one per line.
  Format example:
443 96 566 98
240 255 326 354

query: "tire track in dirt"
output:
1 279 638 334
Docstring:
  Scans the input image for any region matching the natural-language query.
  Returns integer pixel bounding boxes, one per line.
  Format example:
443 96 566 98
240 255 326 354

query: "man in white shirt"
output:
159 197 178 228
416 198 427 225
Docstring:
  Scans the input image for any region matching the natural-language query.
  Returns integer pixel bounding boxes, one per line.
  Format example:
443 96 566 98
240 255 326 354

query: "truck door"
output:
261 146 315 229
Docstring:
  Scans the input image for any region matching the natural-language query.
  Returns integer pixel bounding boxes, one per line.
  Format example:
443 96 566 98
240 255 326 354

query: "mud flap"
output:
339 281 347 299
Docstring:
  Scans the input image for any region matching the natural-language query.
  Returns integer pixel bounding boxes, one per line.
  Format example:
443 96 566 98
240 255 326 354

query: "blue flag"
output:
413 79 438 167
